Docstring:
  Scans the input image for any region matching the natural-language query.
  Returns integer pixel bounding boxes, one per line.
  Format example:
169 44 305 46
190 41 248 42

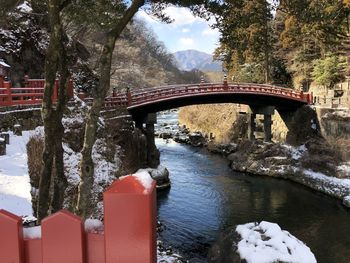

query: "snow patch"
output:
17 1 33 12
134 170 154 194
23 226 41 239
304 170 350 188
0 131 35 217
0 60 10 68
338 163 350 177
236 221 316 263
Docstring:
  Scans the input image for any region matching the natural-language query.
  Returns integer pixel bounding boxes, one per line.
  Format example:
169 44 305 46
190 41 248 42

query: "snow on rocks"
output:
0 131 35 217
17 1 33 12
303 169 350 198
236 221 316 263
133 170 154 194
289 145 307 160
157 250 184 263
343 195 350 208
144 165 171 189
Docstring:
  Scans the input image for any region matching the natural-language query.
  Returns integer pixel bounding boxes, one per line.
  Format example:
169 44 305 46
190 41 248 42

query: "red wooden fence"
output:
0 76 74 107
0 175 157 263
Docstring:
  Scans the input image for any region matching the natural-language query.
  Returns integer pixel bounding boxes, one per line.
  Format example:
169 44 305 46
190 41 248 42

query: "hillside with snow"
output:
173 49 222 72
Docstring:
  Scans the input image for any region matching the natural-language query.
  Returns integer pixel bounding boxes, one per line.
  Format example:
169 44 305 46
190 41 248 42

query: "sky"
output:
136 6 221 55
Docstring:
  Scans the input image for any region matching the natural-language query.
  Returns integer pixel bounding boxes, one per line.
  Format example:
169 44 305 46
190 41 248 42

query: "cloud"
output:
137 6 202 27
179 38 195 48
182 28 190 33
202 27 220 37
137 10 157 24
164 7 202 26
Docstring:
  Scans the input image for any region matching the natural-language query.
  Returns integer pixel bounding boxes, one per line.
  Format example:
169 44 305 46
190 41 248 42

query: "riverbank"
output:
227 139 350 207
157 110 350 208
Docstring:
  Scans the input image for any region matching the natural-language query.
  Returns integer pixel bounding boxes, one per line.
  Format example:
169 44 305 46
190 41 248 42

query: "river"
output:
155 111 350 263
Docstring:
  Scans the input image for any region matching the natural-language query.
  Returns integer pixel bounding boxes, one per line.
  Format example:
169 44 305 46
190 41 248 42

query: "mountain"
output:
173 50 222 72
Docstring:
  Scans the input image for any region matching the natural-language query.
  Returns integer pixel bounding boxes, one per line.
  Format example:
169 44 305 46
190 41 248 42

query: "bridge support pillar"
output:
249 106 275 142
263 114 272 142
248 113 256 140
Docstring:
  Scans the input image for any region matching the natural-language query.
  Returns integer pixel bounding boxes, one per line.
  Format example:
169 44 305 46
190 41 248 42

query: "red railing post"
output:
104 175 157 263
24 75 29 87
223 75 228 91
0 210 24 263
41 210 85 263
24 239 42 263
4 79 12 106
127 88 132 106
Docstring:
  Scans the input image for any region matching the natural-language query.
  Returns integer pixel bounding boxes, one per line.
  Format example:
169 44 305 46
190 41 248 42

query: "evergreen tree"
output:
214 0 273 83
312 54 347 89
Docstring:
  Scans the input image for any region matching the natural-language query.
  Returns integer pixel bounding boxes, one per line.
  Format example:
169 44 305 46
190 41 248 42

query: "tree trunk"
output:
76 33 117 218
76 0 145 218
37 121 55 221
51 69 69 212
51 120 68 212
37 0 70 222
264 1 270 84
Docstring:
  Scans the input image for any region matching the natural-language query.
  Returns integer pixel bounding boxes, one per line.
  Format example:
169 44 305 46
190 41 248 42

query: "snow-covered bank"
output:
228 140 350 207
0 131 35 217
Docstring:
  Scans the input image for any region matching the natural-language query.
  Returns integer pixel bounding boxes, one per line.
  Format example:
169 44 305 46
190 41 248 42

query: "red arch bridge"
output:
0 76 312 141
0 76 312 111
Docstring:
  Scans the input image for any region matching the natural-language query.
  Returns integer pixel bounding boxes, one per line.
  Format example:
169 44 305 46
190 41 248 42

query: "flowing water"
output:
155 111 350 263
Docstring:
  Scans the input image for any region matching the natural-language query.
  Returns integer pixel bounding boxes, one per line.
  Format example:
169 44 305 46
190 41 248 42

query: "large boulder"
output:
145 166 171 190
189 132 206 147
208 221 316 263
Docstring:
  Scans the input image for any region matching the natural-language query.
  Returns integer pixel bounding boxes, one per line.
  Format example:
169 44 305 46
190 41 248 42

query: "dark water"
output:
155 115 350 263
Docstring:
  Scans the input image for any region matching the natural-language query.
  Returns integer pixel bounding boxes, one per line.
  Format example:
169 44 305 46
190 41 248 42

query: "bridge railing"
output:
0 175 157 263
0 76 74 107
126 82 311 106
76 82 312 109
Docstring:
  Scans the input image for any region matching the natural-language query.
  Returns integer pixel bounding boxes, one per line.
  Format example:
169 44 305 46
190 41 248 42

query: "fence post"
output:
4 80 12 106
223 74 228 91
104 175 157 263
24 75 29 87
41 210 84 263
0 210 24 263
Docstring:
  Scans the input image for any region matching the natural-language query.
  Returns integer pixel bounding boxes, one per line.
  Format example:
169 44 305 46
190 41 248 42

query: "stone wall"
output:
0 108 42 131
315 108 350 139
